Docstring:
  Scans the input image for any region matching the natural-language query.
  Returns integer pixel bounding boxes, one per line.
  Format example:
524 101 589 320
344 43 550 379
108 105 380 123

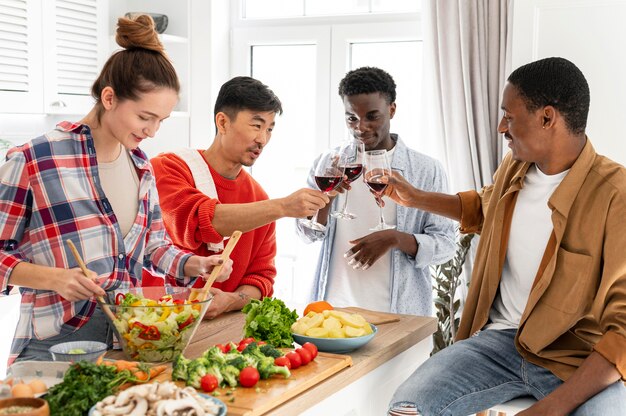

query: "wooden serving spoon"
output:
189 230 242 302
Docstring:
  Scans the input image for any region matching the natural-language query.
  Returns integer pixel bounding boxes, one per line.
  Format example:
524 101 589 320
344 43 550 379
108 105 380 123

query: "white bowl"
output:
48 341 107 363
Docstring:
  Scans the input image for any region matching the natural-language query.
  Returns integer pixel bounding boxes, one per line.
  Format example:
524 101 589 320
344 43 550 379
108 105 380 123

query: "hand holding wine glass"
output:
300 148 346 232
364 149 396 231
331 138 364 220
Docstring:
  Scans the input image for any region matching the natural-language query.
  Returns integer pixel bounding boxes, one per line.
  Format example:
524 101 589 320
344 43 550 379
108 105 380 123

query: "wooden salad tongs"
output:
65 239 116 322
189 230 242 303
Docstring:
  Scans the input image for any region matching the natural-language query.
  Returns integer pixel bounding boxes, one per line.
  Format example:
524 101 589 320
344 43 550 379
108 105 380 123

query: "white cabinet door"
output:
42 0 108 114
0 0 44 113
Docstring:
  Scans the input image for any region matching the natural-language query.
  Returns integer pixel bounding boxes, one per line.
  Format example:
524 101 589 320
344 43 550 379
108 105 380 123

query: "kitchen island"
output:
108 307 436 416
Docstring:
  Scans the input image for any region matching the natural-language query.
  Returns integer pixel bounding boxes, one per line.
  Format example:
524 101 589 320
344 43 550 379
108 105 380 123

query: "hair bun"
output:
116 14 164 54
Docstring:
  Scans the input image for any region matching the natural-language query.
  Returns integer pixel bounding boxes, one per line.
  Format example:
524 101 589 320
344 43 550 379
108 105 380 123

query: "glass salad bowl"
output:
99 286 212 362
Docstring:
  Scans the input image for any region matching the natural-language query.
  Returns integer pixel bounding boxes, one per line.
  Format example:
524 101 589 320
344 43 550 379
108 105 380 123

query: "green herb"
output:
242 298 298 348
46 361 134 416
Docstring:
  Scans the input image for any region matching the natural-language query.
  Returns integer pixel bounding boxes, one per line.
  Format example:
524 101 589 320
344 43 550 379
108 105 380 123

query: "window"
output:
232 6 421 304
242 0 419 19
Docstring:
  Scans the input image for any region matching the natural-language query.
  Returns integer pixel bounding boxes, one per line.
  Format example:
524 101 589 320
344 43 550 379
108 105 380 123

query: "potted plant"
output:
431 231 475 355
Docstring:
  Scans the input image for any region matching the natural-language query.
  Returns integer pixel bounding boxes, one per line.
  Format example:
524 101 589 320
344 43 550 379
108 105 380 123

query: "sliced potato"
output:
344 325 366 337
328 327 346 338
307 312 325 329
322 316 342 330
306 327 329 338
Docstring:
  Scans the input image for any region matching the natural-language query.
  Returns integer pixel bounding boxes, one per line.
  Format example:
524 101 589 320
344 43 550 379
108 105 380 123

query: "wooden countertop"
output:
107 308 437 415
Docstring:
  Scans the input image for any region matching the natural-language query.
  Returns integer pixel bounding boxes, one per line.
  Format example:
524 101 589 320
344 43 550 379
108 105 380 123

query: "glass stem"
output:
378 205 386 227
340 192 350 214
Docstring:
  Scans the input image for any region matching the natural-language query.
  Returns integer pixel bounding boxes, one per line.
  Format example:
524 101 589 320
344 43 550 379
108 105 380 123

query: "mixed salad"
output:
112 293 204 362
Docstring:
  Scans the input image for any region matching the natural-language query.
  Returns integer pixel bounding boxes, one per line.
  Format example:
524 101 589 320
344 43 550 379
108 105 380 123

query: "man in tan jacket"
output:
386 57 626 415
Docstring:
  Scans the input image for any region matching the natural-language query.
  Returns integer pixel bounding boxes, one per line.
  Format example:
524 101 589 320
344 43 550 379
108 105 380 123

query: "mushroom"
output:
155 398 206 416
128 397 148 416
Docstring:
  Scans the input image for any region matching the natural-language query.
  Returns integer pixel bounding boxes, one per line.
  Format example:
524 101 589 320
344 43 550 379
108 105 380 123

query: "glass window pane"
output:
371 0 420 13
244 0 304 19
249 44 321 303
305 0 368 16
350 41 423 151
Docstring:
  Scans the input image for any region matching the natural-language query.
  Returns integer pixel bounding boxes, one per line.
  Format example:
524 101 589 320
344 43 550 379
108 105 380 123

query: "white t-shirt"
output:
325 147 397 312
99 149 139 238
487 164 568 330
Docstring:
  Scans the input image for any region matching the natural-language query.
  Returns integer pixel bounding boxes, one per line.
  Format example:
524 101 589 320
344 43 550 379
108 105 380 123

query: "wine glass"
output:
331 138 365 220
364 149 396 231
300 148 346 232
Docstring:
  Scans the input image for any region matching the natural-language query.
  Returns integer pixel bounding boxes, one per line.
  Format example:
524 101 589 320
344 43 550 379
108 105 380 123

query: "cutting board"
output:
153 351 352 416
337 307 401 325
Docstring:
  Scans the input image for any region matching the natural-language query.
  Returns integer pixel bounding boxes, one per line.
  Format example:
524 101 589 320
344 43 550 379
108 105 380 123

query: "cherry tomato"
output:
274 356 292 369
200 374 218 392
285 351 302 369
302 342 318 360
239 366 260 387
296 347 312 366
216 343 230 354
237 337 256 352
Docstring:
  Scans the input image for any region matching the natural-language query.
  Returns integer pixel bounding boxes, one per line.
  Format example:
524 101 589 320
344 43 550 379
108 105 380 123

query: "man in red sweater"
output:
150 76 329 319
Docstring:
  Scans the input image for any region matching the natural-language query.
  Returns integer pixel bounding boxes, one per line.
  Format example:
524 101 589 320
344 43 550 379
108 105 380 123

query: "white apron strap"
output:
171 148 224 252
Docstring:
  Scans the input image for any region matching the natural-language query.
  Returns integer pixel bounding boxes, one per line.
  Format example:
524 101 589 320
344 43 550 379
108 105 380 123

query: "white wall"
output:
511 0 626 166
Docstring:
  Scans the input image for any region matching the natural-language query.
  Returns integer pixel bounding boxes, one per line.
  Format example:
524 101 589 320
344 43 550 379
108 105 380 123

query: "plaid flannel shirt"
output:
0 122 194 364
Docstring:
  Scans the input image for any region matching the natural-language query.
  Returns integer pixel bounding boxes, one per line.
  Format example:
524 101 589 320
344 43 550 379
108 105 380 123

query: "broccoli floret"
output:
203 346 227 365
204 363 224 386
226 355 256 371
172 354 191 381
257 355 291 380
259 344 283 358
242 342 265 359
186 360 208 388
220 364 240 388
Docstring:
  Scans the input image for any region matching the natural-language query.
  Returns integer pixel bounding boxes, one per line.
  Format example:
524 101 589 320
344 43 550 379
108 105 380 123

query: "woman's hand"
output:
184 255 233 283
55 268 106 301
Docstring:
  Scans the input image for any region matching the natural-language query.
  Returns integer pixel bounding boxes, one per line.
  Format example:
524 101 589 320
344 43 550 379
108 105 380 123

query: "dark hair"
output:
91 15 180 121
214 76 283 123
338 67 396 104
507 57 589 135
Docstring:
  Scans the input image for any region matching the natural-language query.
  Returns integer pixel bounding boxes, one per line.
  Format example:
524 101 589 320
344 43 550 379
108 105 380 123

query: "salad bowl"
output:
99 286 212 362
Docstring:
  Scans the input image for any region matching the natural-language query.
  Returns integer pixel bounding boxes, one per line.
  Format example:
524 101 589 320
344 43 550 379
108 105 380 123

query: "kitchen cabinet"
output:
108 0 191 156
0 0 108 114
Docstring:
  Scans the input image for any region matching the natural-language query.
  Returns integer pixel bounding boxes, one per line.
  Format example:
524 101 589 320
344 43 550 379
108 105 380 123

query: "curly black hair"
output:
507 57 589 135
214 76 283 121
338 67 396 104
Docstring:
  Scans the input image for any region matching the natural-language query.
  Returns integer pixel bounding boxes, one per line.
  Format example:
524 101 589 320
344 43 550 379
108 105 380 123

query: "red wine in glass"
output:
340 163 363 183
366 176 388 194
364 149 395 230
315 175 343 193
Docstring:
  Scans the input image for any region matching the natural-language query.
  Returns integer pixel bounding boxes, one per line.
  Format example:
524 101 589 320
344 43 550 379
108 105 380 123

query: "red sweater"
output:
147 150 276 296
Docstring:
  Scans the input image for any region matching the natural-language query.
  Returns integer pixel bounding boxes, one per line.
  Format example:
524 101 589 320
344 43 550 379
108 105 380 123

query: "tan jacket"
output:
457 140 626 381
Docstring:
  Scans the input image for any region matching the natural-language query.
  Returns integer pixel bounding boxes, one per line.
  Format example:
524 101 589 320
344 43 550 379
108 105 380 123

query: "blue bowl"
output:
292 324 377 354
49 340 108 363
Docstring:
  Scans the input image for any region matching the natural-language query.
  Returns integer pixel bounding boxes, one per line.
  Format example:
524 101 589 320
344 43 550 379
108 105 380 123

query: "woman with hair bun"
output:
0 15 232 363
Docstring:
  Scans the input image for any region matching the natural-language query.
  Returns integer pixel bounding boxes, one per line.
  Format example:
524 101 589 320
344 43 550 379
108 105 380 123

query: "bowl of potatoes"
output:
291 309 377 353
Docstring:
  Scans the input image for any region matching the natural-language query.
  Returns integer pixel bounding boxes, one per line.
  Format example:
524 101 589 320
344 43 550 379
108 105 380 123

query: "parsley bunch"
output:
242 297 298 348
46 361 134 416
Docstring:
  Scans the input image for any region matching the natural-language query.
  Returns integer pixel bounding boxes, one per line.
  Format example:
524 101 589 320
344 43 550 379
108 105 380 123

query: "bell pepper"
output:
178 315 195 330
157 307 171 322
